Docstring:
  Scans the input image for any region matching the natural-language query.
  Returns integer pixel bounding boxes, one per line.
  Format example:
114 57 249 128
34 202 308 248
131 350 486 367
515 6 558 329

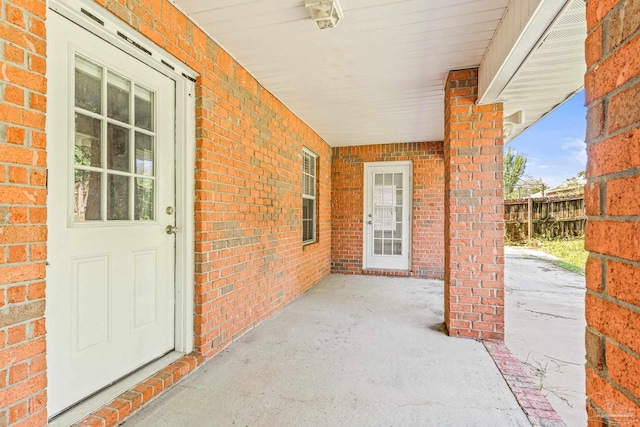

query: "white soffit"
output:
170 0 510 146
497 0 587 142
478 0 569 104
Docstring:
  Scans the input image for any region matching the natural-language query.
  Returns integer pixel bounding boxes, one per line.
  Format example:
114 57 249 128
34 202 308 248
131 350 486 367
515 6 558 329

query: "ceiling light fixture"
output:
305 0 344 30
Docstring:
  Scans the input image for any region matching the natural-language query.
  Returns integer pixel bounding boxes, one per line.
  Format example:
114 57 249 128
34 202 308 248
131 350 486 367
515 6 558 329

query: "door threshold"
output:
49 351 183 427
362 268 412 277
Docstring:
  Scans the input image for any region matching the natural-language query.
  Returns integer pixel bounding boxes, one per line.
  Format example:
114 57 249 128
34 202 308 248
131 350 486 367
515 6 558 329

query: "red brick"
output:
0 338 45 368
607 260 640 306
585 33 640 104
8 245 27 263
12 410 47 427
3 85 24 106
29 207 46 224
608 79 640 132
5 3 25 28
9 401 27 424
3 42 25 64
31 131 45 149
587 365 640 425
27 281 45 300
30 169 46 187
586 328 605 370
30 318 46 338
29 244 46 261
585 181 600 216
8 285 27 303
588 141 614 179
8 207 28 224
94 407 118 426
6 127 25 145
29 17 46 39
8 166 28 184
29 391 47 413
8 0 47 18
29 355 46 374
0 225 47 243
607 0 640 51
0 144 46 166
8 324 27 345
607 175 640 215
28 91 46 112
586 256 604 293
606 340 640 397
0 23 45 56
586 220 640 261
586 0 620 30
132 384 154 404
8 363 28 385
586 100 604 142
0 63 47 94
586 293 640 354
586 25 603 69
108 398 132 421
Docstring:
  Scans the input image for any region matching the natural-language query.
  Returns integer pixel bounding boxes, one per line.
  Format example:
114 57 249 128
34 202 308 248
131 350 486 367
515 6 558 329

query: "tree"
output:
504 147 527 198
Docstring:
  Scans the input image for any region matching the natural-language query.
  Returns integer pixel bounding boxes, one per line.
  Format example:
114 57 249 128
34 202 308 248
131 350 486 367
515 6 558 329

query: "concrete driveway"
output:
505 246 587 427
123 275 530 427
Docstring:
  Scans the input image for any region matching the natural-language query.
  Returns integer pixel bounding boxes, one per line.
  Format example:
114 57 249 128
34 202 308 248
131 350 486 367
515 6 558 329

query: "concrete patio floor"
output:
505 246 586 427
123 274 531 426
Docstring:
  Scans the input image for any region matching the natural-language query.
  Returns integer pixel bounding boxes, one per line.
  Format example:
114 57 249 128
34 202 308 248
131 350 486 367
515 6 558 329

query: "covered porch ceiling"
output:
169 0 586 146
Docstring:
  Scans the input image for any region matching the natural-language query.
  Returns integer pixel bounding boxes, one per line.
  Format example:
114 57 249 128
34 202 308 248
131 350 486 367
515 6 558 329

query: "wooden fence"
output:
504 195 586 241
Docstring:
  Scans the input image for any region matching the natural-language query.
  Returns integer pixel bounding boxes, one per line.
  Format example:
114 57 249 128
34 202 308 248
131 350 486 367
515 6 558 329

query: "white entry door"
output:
363 162 412 271
47 12 176 415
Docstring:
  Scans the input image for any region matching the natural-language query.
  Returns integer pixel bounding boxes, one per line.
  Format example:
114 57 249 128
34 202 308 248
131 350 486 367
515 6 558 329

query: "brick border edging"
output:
71 351 204 427
484 341 567 427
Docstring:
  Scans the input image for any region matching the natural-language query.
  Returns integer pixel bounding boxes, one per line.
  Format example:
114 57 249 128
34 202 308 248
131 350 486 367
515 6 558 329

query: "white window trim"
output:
303 148 318 245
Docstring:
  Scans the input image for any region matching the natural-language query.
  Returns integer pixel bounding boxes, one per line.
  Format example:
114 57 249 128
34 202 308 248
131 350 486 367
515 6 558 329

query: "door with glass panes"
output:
47 11 176 416
363 162 412 270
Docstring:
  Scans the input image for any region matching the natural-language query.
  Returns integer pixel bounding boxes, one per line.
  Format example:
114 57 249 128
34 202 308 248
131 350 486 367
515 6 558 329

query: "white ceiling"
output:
170 0 585 147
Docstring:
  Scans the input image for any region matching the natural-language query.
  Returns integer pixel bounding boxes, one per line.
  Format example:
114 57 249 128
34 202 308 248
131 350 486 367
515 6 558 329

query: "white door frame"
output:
362 161 412 271
48 0 196 354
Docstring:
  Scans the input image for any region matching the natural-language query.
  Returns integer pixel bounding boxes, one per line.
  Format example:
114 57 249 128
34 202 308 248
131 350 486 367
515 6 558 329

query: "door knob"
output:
165 225 178 235
367 221 372 225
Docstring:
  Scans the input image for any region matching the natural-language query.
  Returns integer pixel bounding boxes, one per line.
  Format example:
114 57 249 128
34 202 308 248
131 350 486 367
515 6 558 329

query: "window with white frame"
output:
302 149 317 244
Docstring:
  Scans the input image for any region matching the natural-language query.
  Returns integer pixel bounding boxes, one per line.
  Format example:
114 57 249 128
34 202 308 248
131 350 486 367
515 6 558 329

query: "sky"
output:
507 90 587 188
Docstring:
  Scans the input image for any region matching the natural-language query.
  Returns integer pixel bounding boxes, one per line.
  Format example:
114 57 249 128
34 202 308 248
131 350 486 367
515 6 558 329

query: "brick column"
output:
443 68 504 340
584 0 640 423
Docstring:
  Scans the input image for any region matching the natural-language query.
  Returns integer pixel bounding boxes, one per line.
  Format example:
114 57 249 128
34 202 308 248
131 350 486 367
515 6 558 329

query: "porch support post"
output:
443 68 505 340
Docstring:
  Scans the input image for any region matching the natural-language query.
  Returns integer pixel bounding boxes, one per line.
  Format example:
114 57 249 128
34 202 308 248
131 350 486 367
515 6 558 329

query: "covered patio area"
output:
122 275 530 426
3 0 640 425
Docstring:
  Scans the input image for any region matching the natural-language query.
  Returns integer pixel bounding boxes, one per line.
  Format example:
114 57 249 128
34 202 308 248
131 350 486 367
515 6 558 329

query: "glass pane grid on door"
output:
73 54 156 223
372 172 403 256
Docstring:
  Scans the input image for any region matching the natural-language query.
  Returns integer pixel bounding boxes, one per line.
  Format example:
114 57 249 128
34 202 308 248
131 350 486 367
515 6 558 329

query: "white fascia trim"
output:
478 0 570 104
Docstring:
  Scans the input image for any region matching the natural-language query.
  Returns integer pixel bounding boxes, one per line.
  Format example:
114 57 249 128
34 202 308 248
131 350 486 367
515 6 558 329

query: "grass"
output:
511 237 588 275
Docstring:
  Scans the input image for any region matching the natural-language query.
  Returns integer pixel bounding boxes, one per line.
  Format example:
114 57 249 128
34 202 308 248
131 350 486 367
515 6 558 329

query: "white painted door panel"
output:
363 162 412 271
47 11 176 416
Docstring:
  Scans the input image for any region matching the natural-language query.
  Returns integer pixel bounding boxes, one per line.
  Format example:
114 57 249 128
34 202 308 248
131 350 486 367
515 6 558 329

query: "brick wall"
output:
0 0 49 425
443 68 505 341
584 0 640 423
331 143 444 279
